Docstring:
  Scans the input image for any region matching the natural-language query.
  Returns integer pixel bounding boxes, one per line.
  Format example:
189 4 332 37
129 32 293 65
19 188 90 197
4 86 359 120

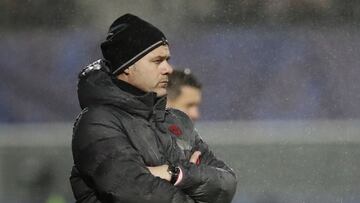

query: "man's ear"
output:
123 66 131 75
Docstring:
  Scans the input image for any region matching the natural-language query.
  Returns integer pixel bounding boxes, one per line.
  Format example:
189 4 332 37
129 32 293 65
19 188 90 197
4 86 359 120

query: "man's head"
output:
167 70 202 121
101 14 173 96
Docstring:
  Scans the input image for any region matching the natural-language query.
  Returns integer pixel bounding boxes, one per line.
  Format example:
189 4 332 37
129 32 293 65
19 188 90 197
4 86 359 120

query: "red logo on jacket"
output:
168 124 182 137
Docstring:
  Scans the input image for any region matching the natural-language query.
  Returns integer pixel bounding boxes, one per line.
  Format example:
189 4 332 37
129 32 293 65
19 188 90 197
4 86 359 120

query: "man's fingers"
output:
190 151 201 164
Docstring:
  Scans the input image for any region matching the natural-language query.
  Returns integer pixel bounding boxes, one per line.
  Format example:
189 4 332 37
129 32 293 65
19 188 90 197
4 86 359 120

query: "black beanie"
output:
101 13 168 75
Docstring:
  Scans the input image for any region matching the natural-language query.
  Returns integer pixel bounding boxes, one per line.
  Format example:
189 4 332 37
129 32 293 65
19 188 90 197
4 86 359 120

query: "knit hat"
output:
101 13 168 75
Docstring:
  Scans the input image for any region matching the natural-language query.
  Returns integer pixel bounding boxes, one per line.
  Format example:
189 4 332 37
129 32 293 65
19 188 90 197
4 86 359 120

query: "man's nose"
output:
161 61 173 74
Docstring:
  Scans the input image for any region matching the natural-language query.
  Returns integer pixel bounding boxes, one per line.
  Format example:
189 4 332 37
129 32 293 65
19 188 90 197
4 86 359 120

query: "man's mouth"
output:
159 81 168 87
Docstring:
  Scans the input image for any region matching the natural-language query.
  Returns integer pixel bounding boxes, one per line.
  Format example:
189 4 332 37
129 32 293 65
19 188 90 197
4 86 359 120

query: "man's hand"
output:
147 151 201 181
147 165 171 181
189 151 201 164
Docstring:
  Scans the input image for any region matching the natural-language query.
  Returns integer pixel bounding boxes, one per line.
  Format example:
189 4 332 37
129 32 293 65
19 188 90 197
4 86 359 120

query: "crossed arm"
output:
71 114 236 203
146 151 201 182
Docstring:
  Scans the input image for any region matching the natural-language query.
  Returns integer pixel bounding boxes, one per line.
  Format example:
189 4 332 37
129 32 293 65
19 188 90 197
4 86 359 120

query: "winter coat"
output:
70 60 237 203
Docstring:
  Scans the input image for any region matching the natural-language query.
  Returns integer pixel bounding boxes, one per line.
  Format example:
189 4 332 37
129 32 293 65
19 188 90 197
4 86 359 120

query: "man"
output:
167 69 202 121
70 14 237 203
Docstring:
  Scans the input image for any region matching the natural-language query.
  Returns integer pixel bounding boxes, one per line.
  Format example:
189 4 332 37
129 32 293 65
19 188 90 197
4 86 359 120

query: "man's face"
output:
168 85 202 121
123 45 173 96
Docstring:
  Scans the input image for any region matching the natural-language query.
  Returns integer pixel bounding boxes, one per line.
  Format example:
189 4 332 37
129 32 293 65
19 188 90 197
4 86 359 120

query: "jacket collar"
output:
112 77 167 120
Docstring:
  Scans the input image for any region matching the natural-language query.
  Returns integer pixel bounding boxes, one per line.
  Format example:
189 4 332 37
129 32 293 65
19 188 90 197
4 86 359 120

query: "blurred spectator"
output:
167 69 202 121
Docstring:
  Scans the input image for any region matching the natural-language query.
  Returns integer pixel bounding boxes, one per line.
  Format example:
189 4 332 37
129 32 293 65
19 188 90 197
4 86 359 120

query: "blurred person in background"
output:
70 13 237 203
167 69 202 121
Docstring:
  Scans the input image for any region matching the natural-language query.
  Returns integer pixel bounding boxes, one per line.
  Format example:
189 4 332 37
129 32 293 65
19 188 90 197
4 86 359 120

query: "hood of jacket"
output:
77 59 166 119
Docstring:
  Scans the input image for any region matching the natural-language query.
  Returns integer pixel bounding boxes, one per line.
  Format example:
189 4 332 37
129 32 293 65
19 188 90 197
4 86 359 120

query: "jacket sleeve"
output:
71 108 195 203
176 129 238 203
70 166 102 203
170 110 237 203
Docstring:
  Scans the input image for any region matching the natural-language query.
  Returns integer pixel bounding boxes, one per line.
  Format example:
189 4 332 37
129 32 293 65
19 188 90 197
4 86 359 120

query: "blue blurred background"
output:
1 0 360 203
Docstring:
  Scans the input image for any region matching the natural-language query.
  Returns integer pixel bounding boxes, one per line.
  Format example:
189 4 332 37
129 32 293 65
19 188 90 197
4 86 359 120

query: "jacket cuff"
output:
174 161 204 190
174 167 183 186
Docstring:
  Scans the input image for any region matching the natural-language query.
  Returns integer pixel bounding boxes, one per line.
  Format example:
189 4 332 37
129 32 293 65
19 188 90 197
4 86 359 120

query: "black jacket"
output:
70 60 237 203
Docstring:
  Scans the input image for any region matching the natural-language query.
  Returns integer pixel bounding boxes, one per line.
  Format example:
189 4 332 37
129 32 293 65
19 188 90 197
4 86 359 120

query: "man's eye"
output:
154 60 162 64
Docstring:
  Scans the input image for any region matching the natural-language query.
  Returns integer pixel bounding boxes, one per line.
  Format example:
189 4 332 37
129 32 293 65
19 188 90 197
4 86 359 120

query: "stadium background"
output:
1 1 360 202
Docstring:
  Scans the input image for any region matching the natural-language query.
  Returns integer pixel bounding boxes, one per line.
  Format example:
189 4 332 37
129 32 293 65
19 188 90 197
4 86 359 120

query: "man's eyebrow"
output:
152 55 171 60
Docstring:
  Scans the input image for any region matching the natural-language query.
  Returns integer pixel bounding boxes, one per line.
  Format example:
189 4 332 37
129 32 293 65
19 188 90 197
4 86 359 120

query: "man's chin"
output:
154 88 167 97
